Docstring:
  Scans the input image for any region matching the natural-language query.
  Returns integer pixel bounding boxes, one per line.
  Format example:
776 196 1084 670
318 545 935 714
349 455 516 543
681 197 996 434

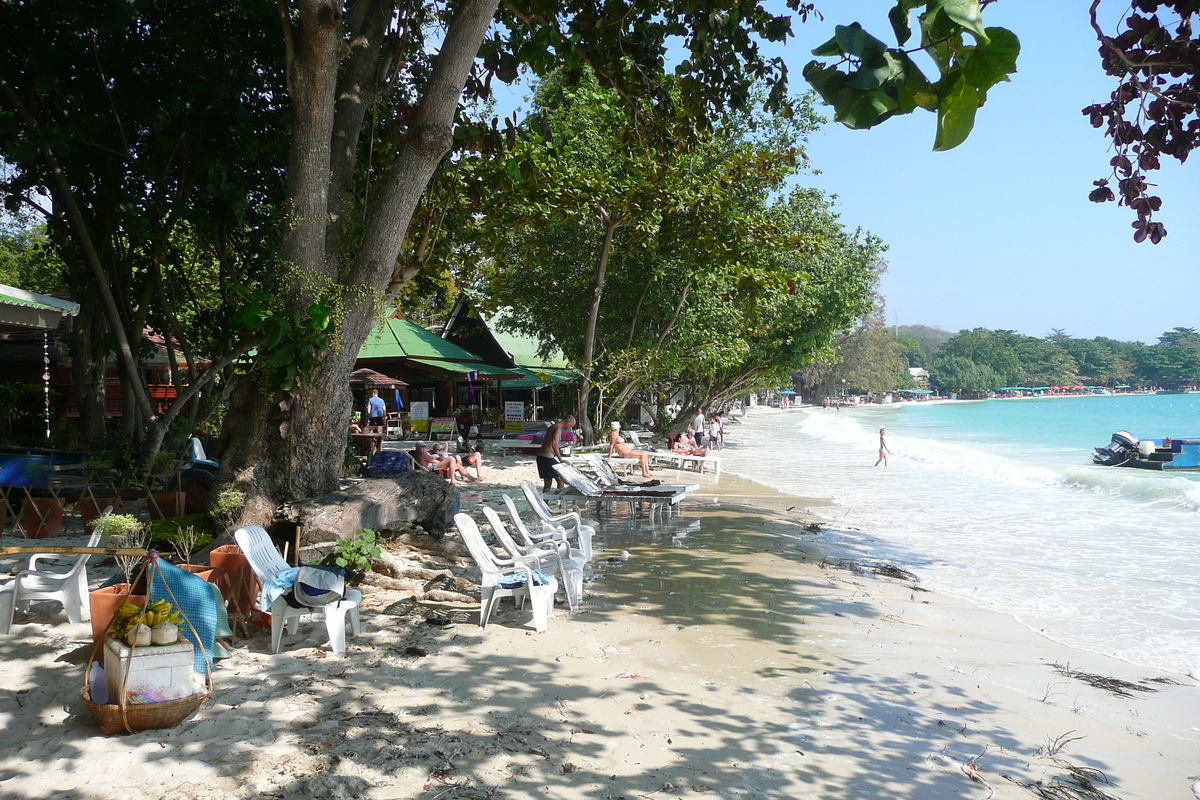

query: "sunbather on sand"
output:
414 443 478 484
608 421 653 478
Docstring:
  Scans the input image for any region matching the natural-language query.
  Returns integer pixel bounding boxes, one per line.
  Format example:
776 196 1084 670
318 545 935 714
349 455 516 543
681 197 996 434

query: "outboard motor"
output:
1093 430 1138 466
1112 431 1138 449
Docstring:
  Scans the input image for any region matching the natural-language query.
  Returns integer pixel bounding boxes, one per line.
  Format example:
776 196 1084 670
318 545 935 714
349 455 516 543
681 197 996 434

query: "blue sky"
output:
495 1 1198 343
790 0 1199 344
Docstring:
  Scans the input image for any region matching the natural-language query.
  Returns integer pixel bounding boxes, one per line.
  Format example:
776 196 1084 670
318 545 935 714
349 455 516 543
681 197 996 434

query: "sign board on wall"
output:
409 401 430 432
504 401 524 421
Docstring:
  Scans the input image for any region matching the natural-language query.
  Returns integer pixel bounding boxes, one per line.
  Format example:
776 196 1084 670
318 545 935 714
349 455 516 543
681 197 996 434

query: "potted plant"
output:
22 494 66 538
169 522 222 584
88 515 149 645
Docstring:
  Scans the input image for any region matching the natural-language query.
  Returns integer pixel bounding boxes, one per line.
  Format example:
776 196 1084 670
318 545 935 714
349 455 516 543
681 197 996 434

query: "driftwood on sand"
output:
282 470 459 545
357 527 480 604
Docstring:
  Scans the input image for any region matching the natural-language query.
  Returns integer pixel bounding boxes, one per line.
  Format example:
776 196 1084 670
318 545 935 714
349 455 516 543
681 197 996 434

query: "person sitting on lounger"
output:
608 421 653 478
414 443 478 484
672 426 707 457
433 441 484 481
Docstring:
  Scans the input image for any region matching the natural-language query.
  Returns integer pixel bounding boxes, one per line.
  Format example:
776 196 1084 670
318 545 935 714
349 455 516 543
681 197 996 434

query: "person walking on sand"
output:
366 388 386 430
692 407 706 448
875 427 891 467
537 414 574 492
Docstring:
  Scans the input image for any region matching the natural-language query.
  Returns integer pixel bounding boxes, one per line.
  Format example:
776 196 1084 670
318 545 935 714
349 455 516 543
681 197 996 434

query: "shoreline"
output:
0 454 1197 799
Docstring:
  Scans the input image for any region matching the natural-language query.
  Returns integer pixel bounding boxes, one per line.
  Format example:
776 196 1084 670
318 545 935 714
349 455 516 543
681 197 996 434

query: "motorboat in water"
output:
1093 430 1200 470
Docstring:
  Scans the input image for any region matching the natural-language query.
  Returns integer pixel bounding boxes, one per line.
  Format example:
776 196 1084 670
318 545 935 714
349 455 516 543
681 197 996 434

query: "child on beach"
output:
875 428 891 467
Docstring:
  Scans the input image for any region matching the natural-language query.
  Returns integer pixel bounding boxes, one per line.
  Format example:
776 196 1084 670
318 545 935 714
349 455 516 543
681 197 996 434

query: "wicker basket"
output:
79 685 209 735
81 556 213 735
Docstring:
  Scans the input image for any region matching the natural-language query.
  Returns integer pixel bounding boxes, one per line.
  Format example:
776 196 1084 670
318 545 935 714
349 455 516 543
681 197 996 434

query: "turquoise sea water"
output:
719 396 1200 676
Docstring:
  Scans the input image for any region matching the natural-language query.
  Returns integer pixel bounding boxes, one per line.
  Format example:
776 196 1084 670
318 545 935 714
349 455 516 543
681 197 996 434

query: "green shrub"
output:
326 528 381 584
208 486 245 532
90 513 144 541
148 513 214 555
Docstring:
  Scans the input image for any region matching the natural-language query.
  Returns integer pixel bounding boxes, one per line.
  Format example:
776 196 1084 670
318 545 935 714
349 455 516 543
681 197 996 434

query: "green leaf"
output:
264 319 285 349
962 27 1020 91
933 73 980 151
847 50 906 90
887 1 915 46
938 0 989 43
918 8 958 72
811 34 843 57
336 556 348 568
802 62 850 108
833 23 888 59
267 345 295 368
309 308 330 331
836 89 899 130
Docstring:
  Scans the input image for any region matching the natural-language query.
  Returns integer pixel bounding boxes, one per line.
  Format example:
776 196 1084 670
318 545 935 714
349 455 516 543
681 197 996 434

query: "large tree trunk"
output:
576 218 618 445
67 303 108 447
216 0 500 521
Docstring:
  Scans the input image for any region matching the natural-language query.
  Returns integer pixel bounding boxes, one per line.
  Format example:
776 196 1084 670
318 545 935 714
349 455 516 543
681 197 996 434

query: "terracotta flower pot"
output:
209 545 255 618
89 585 146 646
80 495 122 531
23 497 66 538
147 491 186 521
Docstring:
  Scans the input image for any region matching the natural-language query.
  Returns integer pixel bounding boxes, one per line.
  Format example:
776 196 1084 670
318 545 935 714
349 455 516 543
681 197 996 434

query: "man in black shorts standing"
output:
537 414 574 492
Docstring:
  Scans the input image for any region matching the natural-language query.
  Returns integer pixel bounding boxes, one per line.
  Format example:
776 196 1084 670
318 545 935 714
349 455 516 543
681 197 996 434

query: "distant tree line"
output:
902 327 1200 394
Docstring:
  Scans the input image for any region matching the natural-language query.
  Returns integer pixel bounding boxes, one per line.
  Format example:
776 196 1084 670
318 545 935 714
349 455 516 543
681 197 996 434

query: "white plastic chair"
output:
455 513 555 632
482 505 582 613
233 526 362 655
520 481 595 561
0 527 102 634
501 494 589 564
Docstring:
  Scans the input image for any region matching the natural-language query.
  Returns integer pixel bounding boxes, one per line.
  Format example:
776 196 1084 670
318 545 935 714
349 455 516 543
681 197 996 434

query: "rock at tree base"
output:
283 470 458 544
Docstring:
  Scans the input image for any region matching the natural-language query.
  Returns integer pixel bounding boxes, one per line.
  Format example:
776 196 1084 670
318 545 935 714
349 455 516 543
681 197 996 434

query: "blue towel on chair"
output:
497 570 552 589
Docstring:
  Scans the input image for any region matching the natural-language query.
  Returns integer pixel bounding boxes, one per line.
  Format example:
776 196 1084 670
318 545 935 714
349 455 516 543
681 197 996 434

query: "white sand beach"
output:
1 457 1197 800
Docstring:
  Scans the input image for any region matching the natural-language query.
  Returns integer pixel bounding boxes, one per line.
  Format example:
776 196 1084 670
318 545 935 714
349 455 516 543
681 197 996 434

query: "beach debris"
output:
1006 762 1122 800
615 672 644 679
801 522 822 534
1049 663 1160 698
1036 731 1086 759
871 563 918 583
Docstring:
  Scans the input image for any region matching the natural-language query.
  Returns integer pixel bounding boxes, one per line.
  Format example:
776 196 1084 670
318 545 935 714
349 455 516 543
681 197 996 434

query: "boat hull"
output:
1093 431 1200 471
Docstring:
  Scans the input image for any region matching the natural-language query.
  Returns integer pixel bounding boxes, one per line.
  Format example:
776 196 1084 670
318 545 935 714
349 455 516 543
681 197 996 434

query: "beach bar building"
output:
441 298 579 418
356 311 521 418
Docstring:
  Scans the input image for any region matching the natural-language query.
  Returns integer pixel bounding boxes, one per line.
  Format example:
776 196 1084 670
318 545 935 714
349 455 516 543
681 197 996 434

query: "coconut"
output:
151 621 179 645
127 623 152 648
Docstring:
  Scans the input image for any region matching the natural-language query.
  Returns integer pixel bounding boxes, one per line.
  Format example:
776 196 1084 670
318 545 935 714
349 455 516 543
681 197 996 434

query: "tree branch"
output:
0 74 156 423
